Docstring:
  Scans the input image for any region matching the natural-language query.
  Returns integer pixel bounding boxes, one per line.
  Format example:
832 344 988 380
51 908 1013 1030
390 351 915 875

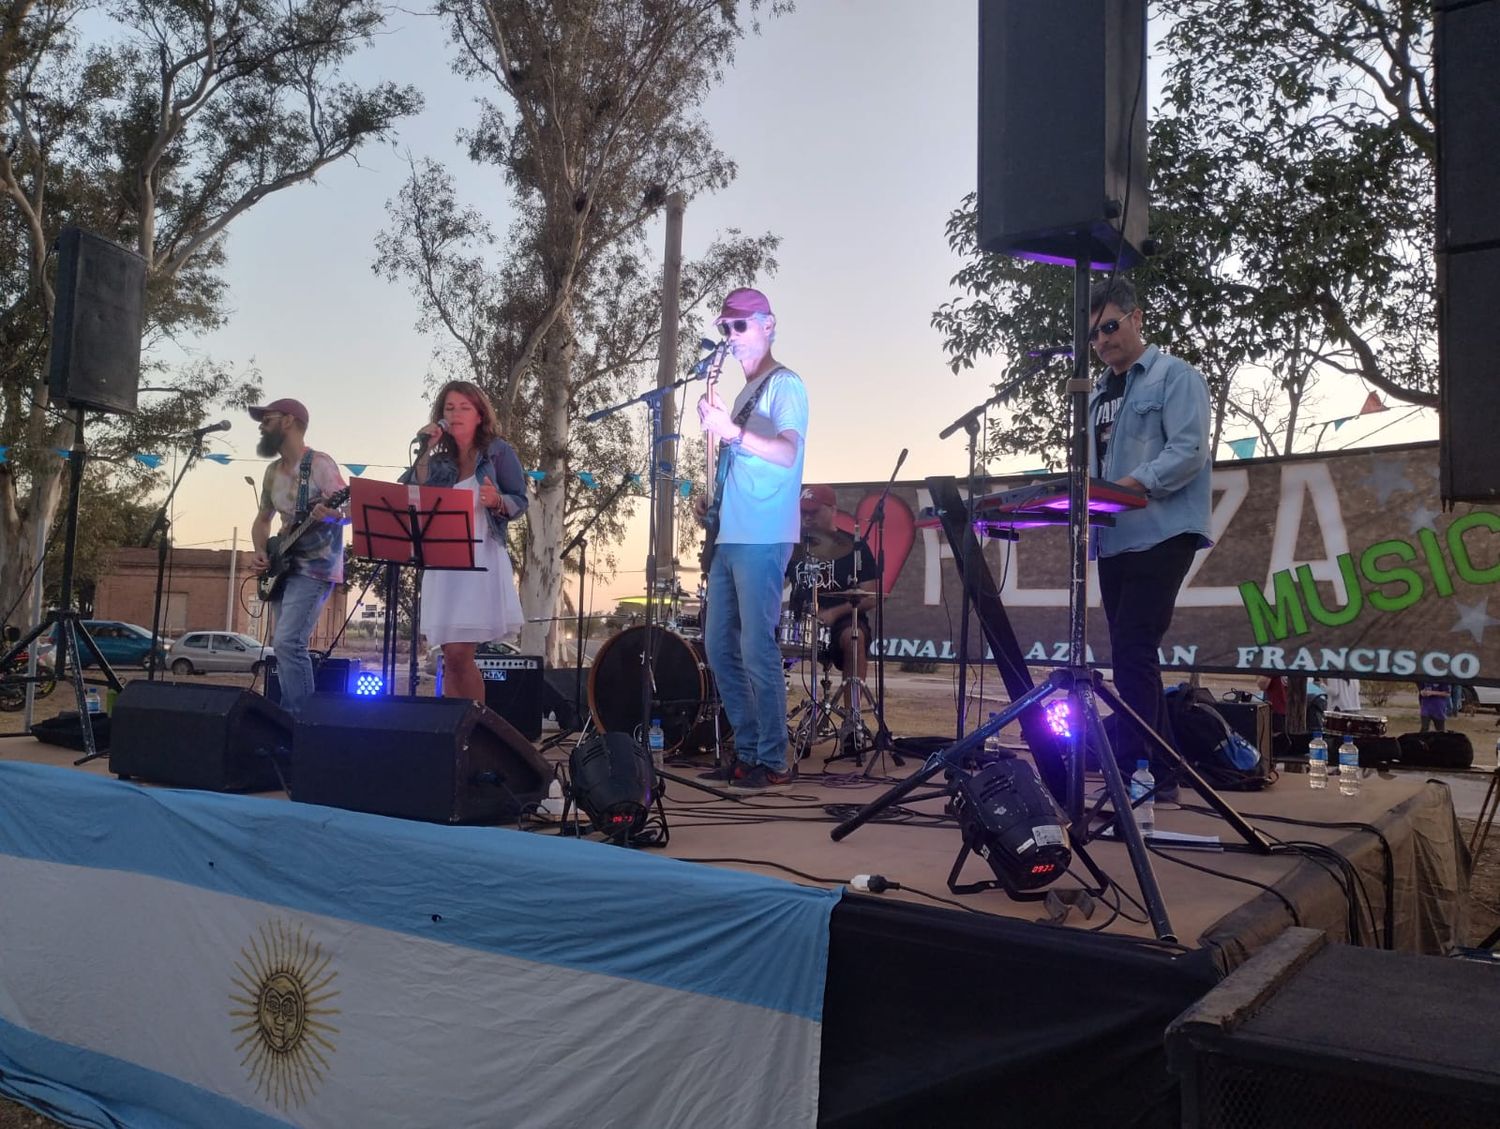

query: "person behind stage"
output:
789 484 879 746
693 287 808 792
404 380 529 704
248 398 348 715
1418 681 1450 733
1088 275 1212 799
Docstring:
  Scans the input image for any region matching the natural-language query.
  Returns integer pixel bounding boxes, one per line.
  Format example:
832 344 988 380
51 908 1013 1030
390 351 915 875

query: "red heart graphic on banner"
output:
854 492 917 594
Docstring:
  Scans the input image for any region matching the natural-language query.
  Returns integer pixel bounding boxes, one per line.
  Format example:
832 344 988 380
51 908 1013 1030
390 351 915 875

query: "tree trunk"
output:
0 461 65 628
517 314 575 664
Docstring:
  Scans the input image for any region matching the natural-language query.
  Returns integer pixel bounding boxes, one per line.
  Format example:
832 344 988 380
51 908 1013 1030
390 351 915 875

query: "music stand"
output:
348 478 483 697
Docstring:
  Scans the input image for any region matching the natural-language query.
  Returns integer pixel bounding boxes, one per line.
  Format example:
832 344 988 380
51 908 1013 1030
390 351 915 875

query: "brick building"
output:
93 548 348 649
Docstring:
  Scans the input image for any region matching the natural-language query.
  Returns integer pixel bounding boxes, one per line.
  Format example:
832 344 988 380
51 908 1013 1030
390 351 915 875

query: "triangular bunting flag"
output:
53 448 71 459
1227 437 1257 460
678 480 693 498
525 469 546 481
343 463 367 477
577 471 597 489
0 446 8 464
1332 416 1352 431
627 473 642 486
203 453 231 465
133 454 163 469
1359 391 1387 415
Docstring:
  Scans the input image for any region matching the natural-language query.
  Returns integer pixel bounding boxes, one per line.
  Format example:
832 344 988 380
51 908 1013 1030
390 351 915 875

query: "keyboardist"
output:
1087 276 1213 801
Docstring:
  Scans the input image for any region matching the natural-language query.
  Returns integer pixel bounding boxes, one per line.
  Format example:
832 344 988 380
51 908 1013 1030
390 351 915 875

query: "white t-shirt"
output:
715 367 808 545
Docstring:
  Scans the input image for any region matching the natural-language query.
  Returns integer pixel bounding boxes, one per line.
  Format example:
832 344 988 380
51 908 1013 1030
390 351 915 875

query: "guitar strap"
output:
295 450 315 520
717 365 782 479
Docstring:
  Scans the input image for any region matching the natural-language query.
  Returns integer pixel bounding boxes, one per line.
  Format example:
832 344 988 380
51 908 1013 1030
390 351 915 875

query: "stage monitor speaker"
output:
46 227 145 415
109 682 291 792
1168 928 1500 1128
977 0 1148 268
1437 0 1500 503
478 653 543 741
292 694 551 824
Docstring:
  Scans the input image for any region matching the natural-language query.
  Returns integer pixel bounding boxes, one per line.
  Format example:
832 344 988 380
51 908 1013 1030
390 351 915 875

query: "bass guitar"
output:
258 487 351 602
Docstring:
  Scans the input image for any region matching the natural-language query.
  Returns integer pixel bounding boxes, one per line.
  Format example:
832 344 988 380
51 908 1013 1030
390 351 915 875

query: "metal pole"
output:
652 192 686 586
226 527 238 631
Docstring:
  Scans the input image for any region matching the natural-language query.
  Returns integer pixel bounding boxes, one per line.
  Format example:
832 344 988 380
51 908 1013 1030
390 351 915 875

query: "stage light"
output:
1044 700 1072 739
353 672 384 696
949 759 1071 897
568 732 654 844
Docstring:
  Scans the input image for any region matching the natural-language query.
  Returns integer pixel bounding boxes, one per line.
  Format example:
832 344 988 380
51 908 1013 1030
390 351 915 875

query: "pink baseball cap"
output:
720 288 773 319
800 483 836 510
248 398 309 426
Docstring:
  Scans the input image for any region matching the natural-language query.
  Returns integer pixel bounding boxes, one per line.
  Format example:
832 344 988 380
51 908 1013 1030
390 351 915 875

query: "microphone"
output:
1027 345 1073 358
415 419 449 446
689 338 726 375
192 419 232 436
893 447 909 475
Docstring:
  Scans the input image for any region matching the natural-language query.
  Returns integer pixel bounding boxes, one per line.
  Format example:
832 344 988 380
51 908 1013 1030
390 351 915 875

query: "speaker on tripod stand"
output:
0 227 146 763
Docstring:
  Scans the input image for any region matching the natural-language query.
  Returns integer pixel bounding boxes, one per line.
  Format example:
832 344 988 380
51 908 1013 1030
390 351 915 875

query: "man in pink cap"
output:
248 398 348 714
693 287 808 792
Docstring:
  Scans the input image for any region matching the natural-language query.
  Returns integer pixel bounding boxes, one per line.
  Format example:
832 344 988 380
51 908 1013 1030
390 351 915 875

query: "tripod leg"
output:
1094 677 1273 854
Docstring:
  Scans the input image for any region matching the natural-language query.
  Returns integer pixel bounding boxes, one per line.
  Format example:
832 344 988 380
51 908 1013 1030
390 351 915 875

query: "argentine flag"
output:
0 762 838 1127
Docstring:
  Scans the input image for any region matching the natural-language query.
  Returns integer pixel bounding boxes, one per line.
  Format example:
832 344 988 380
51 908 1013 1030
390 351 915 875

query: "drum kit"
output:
579 518 887 768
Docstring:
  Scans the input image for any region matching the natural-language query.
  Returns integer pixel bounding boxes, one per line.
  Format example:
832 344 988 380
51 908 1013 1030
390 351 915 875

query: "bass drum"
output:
588 625 729 753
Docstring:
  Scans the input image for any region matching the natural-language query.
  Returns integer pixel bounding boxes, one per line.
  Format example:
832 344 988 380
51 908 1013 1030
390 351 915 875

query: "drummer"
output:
788 484 880 705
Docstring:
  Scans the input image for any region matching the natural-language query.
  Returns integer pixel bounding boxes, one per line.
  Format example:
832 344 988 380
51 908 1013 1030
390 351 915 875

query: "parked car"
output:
54 620 167 669
166 631 274 676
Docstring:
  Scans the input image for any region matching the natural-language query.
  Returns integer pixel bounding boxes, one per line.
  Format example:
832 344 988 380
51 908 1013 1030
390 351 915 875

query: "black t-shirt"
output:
788 538 879 617
1092 369 1126 477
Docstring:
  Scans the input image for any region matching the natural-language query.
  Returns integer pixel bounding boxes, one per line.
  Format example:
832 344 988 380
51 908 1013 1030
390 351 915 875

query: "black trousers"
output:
1097 533 1200 782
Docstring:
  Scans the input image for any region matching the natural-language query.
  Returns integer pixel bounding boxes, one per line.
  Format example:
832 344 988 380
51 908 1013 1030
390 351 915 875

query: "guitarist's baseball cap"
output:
800 483 836 511
248 398 309 426
719 288 772 318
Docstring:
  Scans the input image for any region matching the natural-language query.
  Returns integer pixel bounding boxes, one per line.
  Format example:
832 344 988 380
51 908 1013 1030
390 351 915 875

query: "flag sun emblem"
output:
229 919 341 1109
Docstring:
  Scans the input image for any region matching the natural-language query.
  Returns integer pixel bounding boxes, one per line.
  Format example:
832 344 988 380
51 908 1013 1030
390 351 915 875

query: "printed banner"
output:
819 442 1500 683
0 763 837 1128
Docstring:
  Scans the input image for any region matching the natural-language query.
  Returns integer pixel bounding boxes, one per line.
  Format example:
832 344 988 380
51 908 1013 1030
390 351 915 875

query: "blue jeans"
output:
705 542 794 772
272 573 332 715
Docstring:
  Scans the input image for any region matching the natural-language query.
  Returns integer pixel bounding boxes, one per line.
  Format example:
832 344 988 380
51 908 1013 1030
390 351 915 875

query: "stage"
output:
0 729 1470 1128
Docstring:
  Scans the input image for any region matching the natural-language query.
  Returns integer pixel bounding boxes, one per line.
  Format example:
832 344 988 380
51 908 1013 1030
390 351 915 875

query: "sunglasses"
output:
715 317 756 336
1088 317 1127 342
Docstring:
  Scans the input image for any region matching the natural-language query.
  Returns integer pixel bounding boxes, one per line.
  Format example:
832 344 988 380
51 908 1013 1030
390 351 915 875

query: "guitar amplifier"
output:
1215 699 1271 762
478 654 543 740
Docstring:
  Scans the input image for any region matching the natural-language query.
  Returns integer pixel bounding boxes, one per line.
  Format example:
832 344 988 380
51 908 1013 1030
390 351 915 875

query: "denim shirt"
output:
399 436 529 543
1088 344 1213 558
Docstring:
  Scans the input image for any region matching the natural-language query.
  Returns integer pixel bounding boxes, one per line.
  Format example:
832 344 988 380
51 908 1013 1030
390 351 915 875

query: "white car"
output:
167 631 274 676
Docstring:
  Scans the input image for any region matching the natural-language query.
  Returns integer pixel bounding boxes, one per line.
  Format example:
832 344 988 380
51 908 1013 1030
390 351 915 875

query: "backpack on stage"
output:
1164 684 1272 791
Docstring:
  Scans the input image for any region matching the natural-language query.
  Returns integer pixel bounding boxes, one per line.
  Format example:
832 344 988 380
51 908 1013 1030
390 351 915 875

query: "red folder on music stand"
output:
349 478 481 571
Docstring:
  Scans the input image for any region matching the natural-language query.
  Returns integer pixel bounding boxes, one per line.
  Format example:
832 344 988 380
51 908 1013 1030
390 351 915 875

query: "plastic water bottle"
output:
648 717 665 771
1130 760 1155 836
85 687 102 715
1338 736 1361 797
984 712 1003 756
1307 731 1328 790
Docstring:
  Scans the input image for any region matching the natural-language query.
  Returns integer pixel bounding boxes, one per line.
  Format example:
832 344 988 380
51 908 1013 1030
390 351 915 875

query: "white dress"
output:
419 475 524 645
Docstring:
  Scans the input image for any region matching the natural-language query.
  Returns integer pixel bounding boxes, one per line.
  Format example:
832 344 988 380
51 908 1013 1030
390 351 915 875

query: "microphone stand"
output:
937 354 1065 737
559 473 637 738
142 431 212 680
864 448 908 769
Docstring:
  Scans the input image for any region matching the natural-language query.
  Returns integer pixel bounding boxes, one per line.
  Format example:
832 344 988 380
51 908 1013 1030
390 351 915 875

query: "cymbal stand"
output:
865 447 909 766
785 556 835 767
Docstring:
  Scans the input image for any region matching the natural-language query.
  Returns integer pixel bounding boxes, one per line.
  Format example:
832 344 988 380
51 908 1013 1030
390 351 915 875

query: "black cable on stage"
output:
1147 840 1304 930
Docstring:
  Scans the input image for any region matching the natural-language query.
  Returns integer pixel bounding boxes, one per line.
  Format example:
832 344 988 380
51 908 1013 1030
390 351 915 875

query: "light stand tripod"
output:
834 263 1270 942
0 408 123 763
863 448 909 767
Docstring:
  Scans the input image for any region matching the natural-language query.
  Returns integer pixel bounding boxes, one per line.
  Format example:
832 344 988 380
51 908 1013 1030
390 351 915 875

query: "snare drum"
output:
588 626 730 753
1324 710 1388 738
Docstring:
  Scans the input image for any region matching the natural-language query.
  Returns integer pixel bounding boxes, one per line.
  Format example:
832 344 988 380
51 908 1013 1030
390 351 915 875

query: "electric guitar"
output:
698 346 731 576
258 487 350 602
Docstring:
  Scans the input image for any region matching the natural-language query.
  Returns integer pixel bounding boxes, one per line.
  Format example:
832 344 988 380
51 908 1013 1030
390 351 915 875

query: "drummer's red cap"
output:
800 484 836 510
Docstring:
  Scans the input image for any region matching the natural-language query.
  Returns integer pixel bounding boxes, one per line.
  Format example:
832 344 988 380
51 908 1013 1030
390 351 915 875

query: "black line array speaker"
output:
109 682 291 792
47 227 145 415
292 694 551 824
977 0 1148 268
477 653 543 740
1437 0 1500 503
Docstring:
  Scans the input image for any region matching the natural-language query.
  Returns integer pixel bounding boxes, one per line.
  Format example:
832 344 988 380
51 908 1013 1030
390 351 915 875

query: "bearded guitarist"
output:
691 288 807 793
248 398 348 715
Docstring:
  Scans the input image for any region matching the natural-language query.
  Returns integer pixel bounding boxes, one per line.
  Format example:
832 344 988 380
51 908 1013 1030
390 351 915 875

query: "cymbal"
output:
802 528 855 560
820 589 886 600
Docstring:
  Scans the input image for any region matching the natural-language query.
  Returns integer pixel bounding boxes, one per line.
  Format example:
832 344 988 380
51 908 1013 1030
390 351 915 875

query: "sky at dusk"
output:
151 0 1434 610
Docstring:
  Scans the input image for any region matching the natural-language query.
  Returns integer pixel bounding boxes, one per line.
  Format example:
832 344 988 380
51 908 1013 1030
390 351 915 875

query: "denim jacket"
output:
1088 344 1213 558
399 436 529 542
